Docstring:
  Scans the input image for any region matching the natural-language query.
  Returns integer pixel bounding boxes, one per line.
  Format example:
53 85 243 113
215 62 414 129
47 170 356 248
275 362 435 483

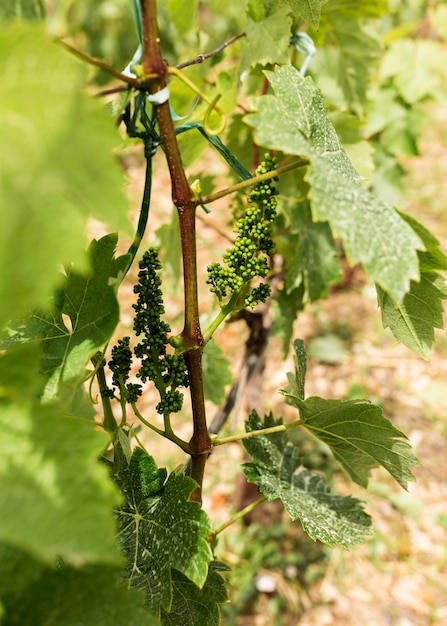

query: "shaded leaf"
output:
202 340 232 406
161 563 229 626
282 394 420 489
285 203 341 300
245 65 424 302
113 444 213 616
0 346 121 564
274 284 305 357
0 25 129 330
0 546 160 626
242 412 371 547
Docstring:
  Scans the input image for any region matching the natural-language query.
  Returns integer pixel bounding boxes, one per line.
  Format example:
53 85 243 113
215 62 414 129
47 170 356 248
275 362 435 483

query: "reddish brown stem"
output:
140 0 211 502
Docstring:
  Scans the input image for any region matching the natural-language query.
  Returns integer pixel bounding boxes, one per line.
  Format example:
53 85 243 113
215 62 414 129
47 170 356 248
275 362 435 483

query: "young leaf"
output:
0 346 121 565
282 394 420 489
13 234 121 401
202 340 232 406
377 273 447 360
0 546 160 626
286 0 326 29
242 412 371 548
245 65 424 302
240 6 293 71
161 563 229 626
113 444 213 616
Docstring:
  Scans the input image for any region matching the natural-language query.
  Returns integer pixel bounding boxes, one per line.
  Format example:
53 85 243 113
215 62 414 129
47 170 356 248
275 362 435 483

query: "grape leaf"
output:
242 412 371 548
321 0 388 17
245 65 424 302
202 340 232 406
161 563 229 626
12 234 121 401
240 7 293 71
282 394 420 489
113 444 213 616
0 545 160 626
377 273 447 360
274 284 305 356
166 0 198 33
0 0 45 20
399 211 447 273
326 14 382 116
0 345 121 564
375 211 447 357
285 203 342 300
286 0 326 28
0 24 129 330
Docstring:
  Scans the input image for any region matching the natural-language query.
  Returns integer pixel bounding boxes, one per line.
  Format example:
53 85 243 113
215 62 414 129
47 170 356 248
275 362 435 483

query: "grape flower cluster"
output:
107 336 142 403
132 248 189 415
206 154 277 308
108 249 188 415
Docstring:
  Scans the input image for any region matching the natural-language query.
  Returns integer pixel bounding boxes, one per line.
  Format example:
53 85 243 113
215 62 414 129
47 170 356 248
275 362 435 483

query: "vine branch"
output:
139 0 211 502
176 33 245 69
197 159 309 206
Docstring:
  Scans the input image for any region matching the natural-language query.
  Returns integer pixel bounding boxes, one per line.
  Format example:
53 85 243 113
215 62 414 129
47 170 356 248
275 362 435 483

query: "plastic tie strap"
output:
289 32 316 76
147 87 170 105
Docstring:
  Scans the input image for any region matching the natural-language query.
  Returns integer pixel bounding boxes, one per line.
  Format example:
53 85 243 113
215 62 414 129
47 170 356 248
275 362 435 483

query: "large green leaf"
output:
113 444 213 616
242 412 371 548
9 234 121 401
286 0 326 28
0 24 129 330
377 273 447 359
285 203 341 300
0 545 160 626
326 14 382 115
245 65 424 301
282 394 420 489
240 6 292 71
0 345 121 564
376 212 447 358
161 563 229 626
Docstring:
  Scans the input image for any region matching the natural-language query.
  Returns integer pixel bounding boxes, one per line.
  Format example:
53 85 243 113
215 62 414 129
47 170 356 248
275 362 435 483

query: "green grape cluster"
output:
132 248 189 415
206 154 277 307
107 336 143 403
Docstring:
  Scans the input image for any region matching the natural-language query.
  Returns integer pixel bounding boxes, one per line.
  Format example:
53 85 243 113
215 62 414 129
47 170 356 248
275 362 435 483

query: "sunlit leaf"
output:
282 394 420 489
0 345 121 564
242 412 371 547
113 444 213 616
0 24 129 330
245 65 424 301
